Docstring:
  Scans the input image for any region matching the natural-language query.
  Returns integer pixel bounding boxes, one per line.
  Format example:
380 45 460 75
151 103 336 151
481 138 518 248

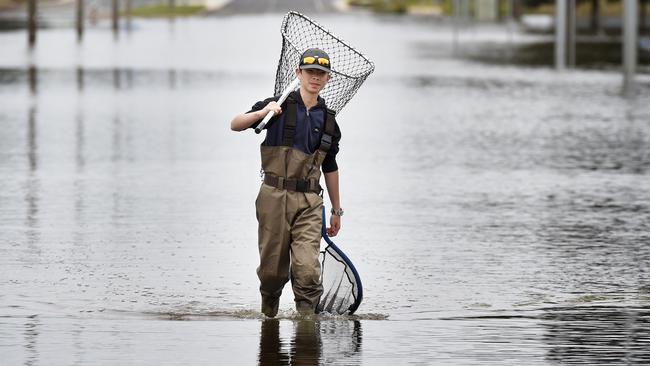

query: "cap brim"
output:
299 64 331 73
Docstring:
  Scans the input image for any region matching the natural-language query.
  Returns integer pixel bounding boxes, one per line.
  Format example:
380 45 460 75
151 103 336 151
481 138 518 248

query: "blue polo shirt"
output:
248 91 341 173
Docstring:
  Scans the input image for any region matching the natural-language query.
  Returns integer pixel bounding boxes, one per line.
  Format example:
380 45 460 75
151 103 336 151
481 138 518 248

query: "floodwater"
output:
1 12 650 365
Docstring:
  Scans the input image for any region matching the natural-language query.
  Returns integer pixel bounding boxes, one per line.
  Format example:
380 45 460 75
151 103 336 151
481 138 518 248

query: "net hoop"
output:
274 11 375 114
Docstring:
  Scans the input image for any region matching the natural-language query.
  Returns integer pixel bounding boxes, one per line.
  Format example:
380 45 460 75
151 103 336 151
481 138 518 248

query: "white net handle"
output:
254 78 301 134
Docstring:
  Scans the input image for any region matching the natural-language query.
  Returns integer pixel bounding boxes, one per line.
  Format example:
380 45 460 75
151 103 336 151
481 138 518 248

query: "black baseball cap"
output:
299 48 331 73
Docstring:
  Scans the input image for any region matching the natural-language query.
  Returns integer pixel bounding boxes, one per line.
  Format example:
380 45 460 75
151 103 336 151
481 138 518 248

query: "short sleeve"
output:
321 121 341 173
247 96 280 130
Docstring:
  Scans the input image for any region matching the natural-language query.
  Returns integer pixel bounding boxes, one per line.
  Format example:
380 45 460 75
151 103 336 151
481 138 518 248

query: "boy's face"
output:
297 69 330 94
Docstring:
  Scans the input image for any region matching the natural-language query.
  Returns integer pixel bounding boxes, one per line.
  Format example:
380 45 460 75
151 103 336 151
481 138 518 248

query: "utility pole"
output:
513 0 522 20
27 0 37 47
590 0 600 34
126 0 132 31
623 0 638 96
507 0 514 22
76 0 84 42
567 0 576 67
505 0 514 43
452 0 461 56
112 0 119 36
641 0 649 33
555 0 567 70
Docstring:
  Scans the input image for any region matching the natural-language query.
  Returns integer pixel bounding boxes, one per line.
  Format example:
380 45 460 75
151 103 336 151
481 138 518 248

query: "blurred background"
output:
1 1 649 365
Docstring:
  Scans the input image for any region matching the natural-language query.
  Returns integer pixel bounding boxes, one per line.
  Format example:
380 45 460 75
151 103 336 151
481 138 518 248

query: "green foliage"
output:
349 0 445 13
523 0 554 7
127 4 206 18
348 0 407 13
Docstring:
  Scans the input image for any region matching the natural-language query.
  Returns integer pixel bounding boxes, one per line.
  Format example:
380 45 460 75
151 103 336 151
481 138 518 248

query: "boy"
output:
230 48 343 317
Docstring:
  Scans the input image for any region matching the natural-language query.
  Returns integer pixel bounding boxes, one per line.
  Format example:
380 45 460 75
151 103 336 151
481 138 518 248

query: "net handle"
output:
255 78 301 134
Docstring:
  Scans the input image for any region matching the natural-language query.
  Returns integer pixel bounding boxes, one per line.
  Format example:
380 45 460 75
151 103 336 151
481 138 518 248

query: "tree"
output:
523 0 553 6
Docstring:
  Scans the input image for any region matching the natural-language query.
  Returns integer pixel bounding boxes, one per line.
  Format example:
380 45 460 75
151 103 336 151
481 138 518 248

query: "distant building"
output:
475 0 498 22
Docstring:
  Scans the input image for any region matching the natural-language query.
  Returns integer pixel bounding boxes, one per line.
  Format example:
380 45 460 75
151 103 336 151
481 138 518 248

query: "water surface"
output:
1 14 650 365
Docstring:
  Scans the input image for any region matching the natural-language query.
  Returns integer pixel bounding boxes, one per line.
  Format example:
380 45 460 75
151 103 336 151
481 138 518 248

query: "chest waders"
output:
255 96 336 317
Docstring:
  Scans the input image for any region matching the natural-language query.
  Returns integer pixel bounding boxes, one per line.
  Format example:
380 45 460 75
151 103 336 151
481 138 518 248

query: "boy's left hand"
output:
327 215 341 237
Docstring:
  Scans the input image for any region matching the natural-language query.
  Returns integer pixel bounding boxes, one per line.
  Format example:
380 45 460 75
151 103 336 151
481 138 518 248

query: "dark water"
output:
1 14 650 365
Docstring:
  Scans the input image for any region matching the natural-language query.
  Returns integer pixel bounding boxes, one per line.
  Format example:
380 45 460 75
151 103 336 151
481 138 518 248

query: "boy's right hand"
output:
263 101 282 117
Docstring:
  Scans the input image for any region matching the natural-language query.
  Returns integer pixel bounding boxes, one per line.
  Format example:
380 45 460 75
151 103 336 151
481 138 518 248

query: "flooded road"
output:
1 11 650 365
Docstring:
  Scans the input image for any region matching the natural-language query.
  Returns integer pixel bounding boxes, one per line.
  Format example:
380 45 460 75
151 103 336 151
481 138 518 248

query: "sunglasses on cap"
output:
302 56 330 67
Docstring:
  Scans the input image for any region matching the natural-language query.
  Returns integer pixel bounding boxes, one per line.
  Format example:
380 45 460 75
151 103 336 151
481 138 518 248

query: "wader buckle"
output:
295 179 308 192
320 134 332 152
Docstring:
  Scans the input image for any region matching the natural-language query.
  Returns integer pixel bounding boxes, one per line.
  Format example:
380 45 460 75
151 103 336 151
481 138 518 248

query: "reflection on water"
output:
258 319 362 366
24 315 39 366
76 66 84 92
0 67 196 92
25 106 40 249
543 306 650 364
112 67 121 90
26 106 37 172
169 68 177 90
259 319 315 365
28 64 37 95
75 109 85 171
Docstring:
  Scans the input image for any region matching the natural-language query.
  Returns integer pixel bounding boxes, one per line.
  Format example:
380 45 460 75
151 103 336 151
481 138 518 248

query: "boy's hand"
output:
262 101 282 117
327 215 341 237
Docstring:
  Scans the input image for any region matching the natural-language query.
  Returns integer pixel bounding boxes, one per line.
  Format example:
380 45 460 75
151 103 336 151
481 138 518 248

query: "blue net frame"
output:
317 207 363 315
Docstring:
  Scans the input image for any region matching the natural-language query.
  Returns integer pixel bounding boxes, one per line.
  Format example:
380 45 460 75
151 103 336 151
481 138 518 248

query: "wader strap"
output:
282 96 297 147
264 174 321 194
318 108 336 153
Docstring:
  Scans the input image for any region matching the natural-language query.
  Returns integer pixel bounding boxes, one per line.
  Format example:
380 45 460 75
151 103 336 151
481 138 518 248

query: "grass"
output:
529 1 624 16
0 0 22 10
348 0 436 14
348 0 526 16
349 0 630 17
126 4 206 18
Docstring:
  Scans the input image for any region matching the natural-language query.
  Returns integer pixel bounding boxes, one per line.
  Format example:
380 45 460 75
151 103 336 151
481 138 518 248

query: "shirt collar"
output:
292 90 326 109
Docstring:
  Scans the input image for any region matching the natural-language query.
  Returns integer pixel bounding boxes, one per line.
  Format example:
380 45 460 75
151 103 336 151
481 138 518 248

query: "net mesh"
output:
317 244 362 315
274 11 375 114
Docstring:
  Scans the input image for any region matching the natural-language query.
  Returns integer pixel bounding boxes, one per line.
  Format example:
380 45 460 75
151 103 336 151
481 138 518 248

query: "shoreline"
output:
0 0 231 18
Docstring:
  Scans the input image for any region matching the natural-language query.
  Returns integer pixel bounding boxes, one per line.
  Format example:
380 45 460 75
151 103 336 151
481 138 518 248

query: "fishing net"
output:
317 208 363 315
274 11 375 114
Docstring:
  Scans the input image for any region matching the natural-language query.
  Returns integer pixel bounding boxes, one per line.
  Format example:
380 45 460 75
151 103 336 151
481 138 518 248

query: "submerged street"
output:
1 1 650 364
